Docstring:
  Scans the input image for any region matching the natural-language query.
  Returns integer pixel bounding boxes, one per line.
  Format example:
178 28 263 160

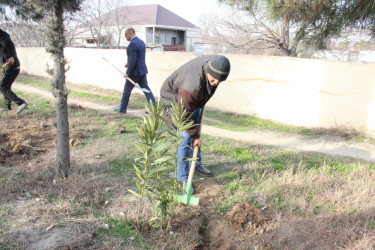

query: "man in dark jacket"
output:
160 55 231 193
114 27 155 113
0 28 27 114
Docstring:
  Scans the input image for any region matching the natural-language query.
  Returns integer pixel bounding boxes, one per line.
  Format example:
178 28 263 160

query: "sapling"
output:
129 100 194 232
164 99 194 194
128 101 166 225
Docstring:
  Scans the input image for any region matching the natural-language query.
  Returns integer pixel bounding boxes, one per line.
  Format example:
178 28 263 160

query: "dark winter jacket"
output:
160 55 218 139
0 29 20 70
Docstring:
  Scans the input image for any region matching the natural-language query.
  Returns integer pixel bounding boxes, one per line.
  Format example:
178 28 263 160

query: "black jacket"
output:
0 29 20 69
160 55 218 138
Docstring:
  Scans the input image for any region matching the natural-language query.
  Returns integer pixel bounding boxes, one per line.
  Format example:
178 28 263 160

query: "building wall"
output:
16 47 375 137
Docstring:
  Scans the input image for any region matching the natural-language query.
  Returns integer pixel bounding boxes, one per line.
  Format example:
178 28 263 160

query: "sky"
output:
128 0 222 27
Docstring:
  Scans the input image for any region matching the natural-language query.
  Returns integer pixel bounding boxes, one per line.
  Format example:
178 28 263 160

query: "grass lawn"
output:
0 74 374 249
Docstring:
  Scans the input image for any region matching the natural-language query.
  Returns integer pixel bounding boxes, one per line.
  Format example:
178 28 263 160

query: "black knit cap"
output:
206 55 231 81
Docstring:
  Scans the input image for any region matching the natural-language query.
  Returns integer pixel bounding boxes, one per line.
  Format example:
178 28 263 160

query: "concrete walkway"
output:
13 83 375 163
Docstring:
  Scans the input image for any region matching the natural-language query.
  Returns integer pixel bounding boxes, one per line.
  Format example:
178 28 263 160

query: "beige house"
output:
70 4 202 52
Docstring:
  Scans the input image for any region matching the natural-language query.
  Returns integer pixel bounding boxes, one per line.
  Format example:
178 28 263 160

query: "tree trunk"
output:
55 51 70 178
48 3 71 178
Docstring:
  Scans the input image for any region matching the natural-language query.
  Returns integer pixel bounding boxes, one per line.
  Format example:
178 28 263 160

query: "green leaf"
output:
153 156 173 164
128 189 141 197
146 192 153 203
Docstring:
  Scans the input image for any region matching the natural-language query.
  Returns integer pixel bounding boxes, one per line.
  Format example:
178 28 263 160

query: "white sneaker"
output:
16 102 28 114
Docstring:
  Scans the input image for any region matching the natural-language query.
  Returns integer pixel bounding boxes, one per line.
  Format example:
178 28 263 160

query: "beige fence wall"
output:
17 47 375 136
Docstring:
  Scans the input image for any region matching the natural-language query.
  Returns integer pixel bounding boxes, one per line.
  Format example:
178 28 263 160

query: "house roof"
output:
94 4 199 29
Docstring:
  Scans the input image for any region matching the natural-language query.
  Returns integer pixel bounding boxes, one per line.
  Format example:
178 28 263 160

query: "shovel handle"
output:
125 76 138 86
187 146 199 184
102 56 150 93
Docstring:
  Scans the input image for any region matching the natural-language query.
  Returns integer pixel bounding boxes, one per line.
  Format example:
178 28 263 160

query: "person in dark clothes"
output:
114 27 155 113
0 28 27 114
160 55 231 194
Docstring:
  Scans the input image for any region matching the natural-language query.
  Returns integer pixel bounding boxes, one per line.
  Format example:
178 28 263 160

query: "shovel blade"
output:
175 194 199 206
135 85 150 93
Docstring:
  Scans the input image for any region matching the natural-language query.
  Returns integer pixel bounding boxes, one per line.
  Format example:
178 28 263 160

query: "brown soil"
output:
0 120 55 165
0 118 86 165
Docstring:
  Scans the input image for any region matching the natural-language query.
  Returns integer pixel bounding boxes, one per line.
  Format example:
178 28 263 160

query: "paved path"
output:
13 83 375 163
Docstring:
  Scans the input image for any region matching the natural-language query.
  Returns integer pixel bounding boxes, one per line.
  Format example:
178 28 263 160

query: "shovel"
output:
101 56 150 93
176 146 200 206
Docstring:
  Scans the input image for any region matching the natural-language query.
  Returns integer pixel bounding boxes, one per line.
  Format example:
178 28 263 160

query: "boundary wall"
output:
17 47 375 136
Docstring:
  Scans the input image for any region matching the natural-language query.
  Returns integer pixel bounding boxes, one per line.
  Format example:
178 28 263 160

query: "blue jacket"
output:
126 36 148 77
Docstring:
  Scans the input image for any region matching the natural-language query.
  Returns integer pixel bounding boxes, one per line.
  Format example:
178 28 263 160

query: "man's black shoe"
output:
114 107 126 113
195 165 213 176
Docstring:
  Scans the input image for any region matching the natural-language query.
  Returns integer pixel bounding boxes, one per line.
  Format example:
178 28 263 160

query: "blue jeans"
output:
177 108 202 182
119 75 155 112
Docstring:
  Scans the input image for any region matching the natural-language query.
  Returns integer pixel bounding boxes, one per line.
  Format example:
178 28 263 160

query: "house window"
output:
155 36 160 43
86 39 96 44
171 37 176 45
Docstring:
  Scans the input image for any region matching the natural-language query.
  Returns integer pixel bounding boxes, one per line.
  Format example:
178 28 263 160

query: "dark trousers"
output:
119 75 155 111
0 68 24 109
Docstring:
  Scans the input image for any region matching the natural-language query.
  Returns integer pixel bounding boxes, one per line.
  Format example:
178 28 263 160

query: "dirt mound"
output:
225 202 267 234
0 120 55 164
195 182 225 207
205 216 237 249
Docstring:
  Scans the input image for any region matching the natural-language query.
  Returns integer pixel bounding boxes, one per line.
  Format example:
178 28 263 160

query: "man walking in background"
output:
160 55 231 194
0 28 27 114
114 27 155 113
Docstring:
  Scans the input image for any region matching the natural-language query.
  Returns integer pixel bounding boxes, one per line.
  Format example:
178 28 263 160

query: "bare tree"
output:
201 10 291 55
70 0 114 48
104 0 134 48
1 10 46 47
205 0 348 57
68 0 139 48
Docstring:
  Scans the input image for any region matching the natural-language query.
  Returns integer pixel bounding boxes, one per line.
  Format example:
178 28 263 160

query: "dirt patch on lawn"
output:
188 179 274 249
10 224 97 249
225 202 267 234
0 120 55 165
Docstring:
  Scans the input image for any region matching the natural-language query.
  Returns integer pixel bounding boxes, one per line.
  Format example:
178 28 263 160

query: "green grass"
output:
21 79 49 89
204 109 375 143
3 73 374 249
68 90 120 103
17 73 149 109
97 217 149 247
0 92 54 119
201 134 375 215
204 109 310 133
107 155 136 176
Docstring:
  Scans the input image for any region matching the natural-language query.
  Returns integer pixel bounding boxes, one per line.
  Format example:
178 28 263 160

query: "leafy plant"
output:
128 99 194 232
164 100 194 194
0 63 8 74
128 101 167 225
